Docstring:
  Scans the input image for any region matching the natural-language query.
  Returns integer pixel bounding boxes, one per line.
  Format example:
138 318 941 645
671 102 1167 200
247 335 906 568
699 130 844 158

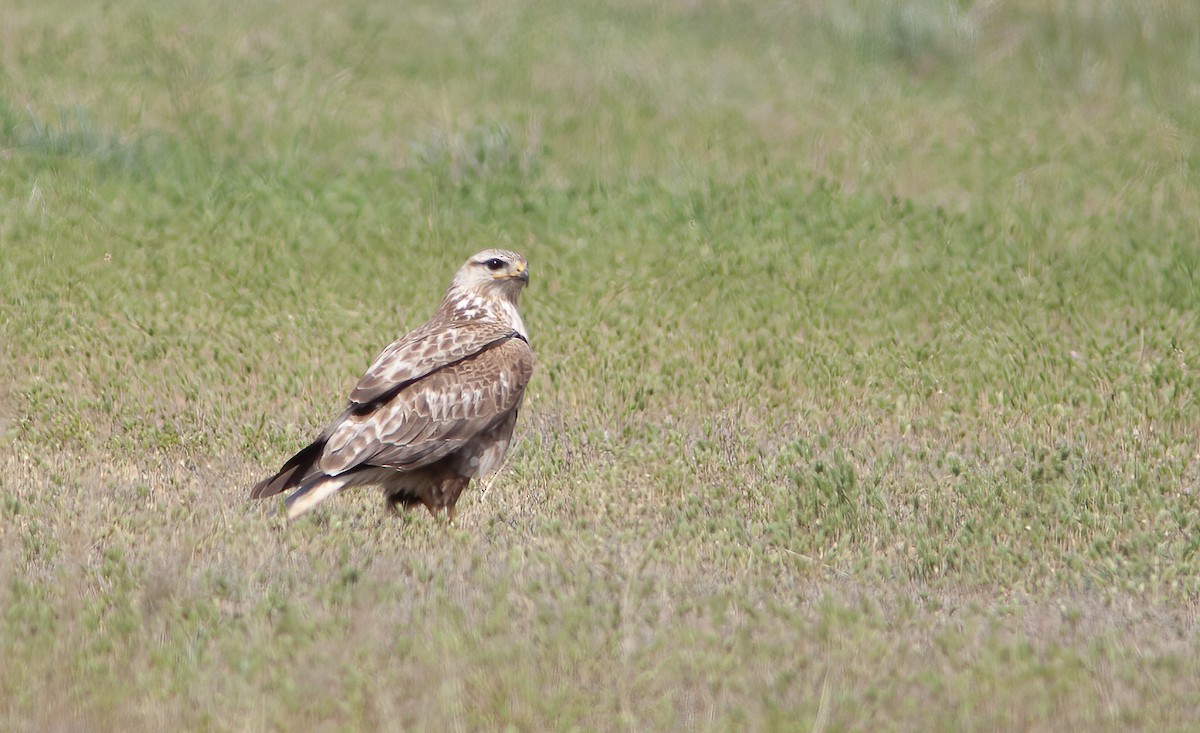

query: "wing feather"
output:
350 320 521 405
320 336 534 475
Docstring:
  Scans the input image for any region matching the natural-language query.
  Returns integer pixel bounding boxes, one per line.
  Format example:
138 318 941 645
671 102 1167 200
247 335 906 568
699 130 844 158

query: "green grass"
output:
3 0 1200 729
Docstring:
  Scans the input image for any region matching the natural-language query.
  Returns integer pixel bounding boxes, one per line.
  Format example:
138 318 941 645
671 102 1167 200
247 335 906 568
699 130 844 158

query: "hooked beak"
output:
489 260 529 284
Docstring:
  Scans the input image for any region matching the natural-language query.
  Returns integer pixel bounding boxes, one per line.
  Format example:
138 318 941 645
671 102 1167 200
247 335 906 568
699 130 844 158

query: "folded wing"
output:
320 336 534 476
350 320 522 406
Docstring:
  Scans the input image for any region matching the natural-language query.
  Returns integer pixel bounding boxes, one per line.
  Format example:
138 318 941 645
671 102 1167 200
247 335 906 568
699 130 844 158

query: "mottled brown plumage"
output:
251 249 534 520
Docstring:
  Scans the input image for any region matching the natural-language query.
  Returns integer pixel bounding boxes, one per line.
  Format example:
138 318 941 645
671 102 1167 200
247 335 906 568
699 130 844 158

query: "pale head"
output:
451 249 529 295
441 249 530 336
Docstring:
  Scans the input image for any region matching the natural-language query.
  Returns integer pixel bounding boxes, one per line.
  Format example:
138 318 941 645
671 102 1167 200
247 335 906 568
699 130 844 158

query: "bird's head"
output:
449 249 530 303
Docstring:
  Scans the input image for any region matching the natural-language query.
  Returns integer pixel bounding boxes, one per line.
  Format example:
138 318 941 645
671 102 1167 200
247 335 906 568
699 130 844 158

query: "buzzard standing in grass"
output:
251 249 534 521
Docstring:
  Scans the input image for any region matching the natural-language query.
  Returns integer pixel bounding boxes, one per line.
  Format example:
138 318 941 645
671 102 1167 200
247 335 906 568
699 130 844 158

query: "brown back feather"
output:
321 336 534 475
350 322 520 406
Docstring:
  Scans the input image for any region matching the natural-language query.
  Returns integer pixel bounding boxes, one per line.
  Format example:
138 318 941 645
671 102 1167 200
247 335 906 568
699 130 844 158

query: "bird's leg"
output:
442 475 469 527
383 489 426 517
421 498 440 518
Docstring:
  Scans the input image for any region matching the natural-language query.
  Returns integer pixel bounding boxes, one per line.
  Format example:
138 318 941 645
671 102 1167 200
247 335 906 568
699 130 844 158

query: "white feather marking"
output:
453 293 486 320
475 439 509 476
499 300 528 338
286 475 351 519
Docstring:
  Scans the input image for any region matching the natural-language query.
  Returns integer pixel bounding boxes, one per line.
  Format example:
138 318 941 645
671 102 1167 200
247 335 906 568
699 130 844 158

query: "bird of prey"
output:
251 249 534 521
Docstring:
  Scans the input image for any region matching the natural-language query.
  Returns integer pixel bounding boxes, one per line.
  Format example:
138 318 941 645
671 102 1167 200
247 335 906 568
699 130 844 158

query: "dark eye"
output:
484 258 505 271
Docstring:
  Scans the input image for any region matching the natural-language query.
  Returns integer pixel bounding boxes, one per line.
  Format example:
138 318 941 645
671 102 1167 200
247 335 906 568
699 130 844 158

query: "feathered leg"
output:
442 475 470 525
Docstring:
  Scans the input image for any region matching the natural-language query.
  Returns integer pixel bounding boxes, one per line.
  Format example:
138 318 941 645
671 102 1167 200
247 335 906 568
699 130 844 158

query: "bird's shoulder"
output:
319 330 534 475
349 314 522 406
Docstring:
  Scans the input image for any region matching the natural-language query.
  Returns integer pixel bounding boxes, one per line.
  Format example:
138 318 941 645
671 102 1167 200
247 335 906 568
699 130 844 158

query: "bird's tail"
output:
250 439 327 500
284 474 352 519
252 437 352 519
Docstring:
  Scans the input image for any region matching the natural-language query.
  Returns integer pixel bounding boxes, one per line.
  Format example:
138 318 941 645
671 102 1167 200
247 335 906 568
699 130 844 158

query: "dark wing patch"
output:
320 336 535 475
350 320 520 406
249 437 328 499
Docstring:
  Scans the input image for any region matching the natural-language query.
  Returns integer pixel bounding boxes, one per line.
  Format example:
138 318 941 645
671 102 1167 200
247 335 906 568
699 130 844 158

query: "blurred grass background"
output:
2 0 1199 730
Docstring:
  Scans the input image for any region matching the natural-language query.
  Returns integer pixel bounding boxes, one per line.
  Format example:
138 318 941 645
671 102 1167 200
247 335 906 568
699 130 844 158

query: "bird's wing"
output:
319 336 534 475
349 320 521 406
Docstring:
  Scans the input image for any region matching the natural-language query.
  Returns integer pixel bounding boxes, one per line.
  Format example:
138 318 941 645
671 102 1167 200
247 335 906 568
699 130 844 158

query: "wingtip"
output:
249 478 275 500
250 438 329 501
250 469 294 500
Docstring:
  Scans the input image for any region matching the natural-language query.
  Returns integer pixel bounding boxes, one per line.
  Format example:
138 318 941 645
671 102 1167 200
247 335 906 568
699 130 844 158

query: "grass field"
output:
3 0 1200 729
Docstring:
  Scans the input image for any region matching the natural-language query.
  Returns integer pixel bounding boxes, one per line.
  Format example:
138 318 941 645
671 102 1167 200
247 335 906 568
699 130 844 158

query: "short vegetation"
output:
2 0 1198 730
